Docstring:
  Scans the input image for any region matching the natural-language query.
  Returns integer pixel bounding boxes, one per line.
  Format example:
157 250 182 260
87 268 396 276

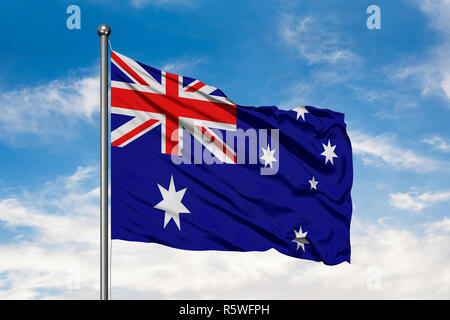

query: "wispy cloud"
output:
160 57 206 75
0 166 99 299
384 0 450 103
349 131 445 172
426 217 450 233
67 166 97 184
389 193 425 212
279 15 359 65
0 72 99 144
390 190 450 212
422 135 450 153
338 0 450 120
0 166 99 245
385 60 450 103
418 0 450 35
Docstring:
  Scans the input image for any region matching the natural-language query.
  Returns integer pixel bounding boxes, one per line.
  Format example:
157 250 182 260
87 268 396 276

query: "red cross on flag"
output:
110 51 237 163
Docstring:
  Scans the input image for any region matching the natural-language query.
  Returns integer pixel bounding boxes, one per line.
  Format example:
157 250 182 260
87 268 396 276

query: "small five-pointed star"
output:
308 176 318 190
321 139 338 165
292 226 309 252
154 175 190 230
260 145 277 169
292 106 309 121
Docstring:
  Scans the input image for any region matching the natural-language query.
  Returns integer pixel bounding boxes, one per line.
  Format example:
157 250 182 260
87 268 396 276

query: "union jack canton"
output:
111 50 237 163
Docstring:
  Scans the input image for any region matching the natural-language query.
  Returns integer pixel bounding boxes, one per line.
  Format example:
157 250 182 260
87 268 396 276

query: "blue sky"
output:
0 0 449 299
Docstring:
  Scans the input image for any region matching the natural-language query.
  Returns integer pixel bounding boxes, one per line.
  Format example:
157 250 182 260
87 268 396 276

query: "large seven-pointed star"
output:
154 175 190 230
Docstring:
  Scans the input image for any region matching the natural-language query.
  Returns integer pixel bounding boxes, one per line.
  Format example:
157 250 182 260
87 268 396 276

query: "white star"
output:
260 145 277 169
320 139 338 165
154 175 190 230
308 176 318 190
292 106 309 121
292 226 309 252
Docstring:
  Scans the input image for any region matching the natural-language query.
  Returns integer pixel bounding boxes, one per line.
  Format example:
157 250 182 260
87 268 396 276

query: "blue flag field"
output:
110 51 353 265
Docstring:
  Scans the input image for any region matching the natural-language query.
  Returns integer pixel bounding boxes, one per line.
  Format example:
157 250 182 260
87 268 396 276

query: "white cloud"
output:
0 198 98 246
390 190 450 212
0 166 100 299
0 166 450 299
0 73 99 144
160 57 205 75
280 15 359 65
422 135 450 153
389 193 426 212
67 166 97 184
419 190 450 202
0 166 99 246
418 0 450 35
349 130 445 172
441 73 450 100
386 0 450 102
426 217 450 233
279 69 354 108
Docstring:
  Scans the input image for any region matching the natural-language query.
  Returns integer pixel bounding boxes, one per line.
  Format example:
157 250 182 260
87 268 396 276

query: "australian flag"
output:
110 51 353 265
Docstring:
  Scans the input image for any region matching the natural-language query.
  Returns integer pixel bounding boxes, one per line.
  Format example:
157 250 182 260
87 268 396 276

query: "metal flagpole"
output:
97 23 111 301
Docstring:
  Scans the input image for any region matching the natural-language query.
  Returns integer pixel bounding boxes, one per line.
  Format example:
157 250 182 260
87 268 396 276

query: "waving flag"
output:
110 50 353 265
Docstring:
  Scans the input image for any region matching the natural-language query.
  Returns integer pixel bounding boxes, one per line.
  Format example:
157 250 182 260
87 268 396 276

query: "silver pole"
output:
97 24 111 301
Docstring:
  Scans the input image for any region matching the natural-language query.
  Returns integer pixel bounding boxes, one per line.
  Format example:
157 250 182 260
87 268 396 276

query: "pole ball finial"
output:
97 24 111 36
